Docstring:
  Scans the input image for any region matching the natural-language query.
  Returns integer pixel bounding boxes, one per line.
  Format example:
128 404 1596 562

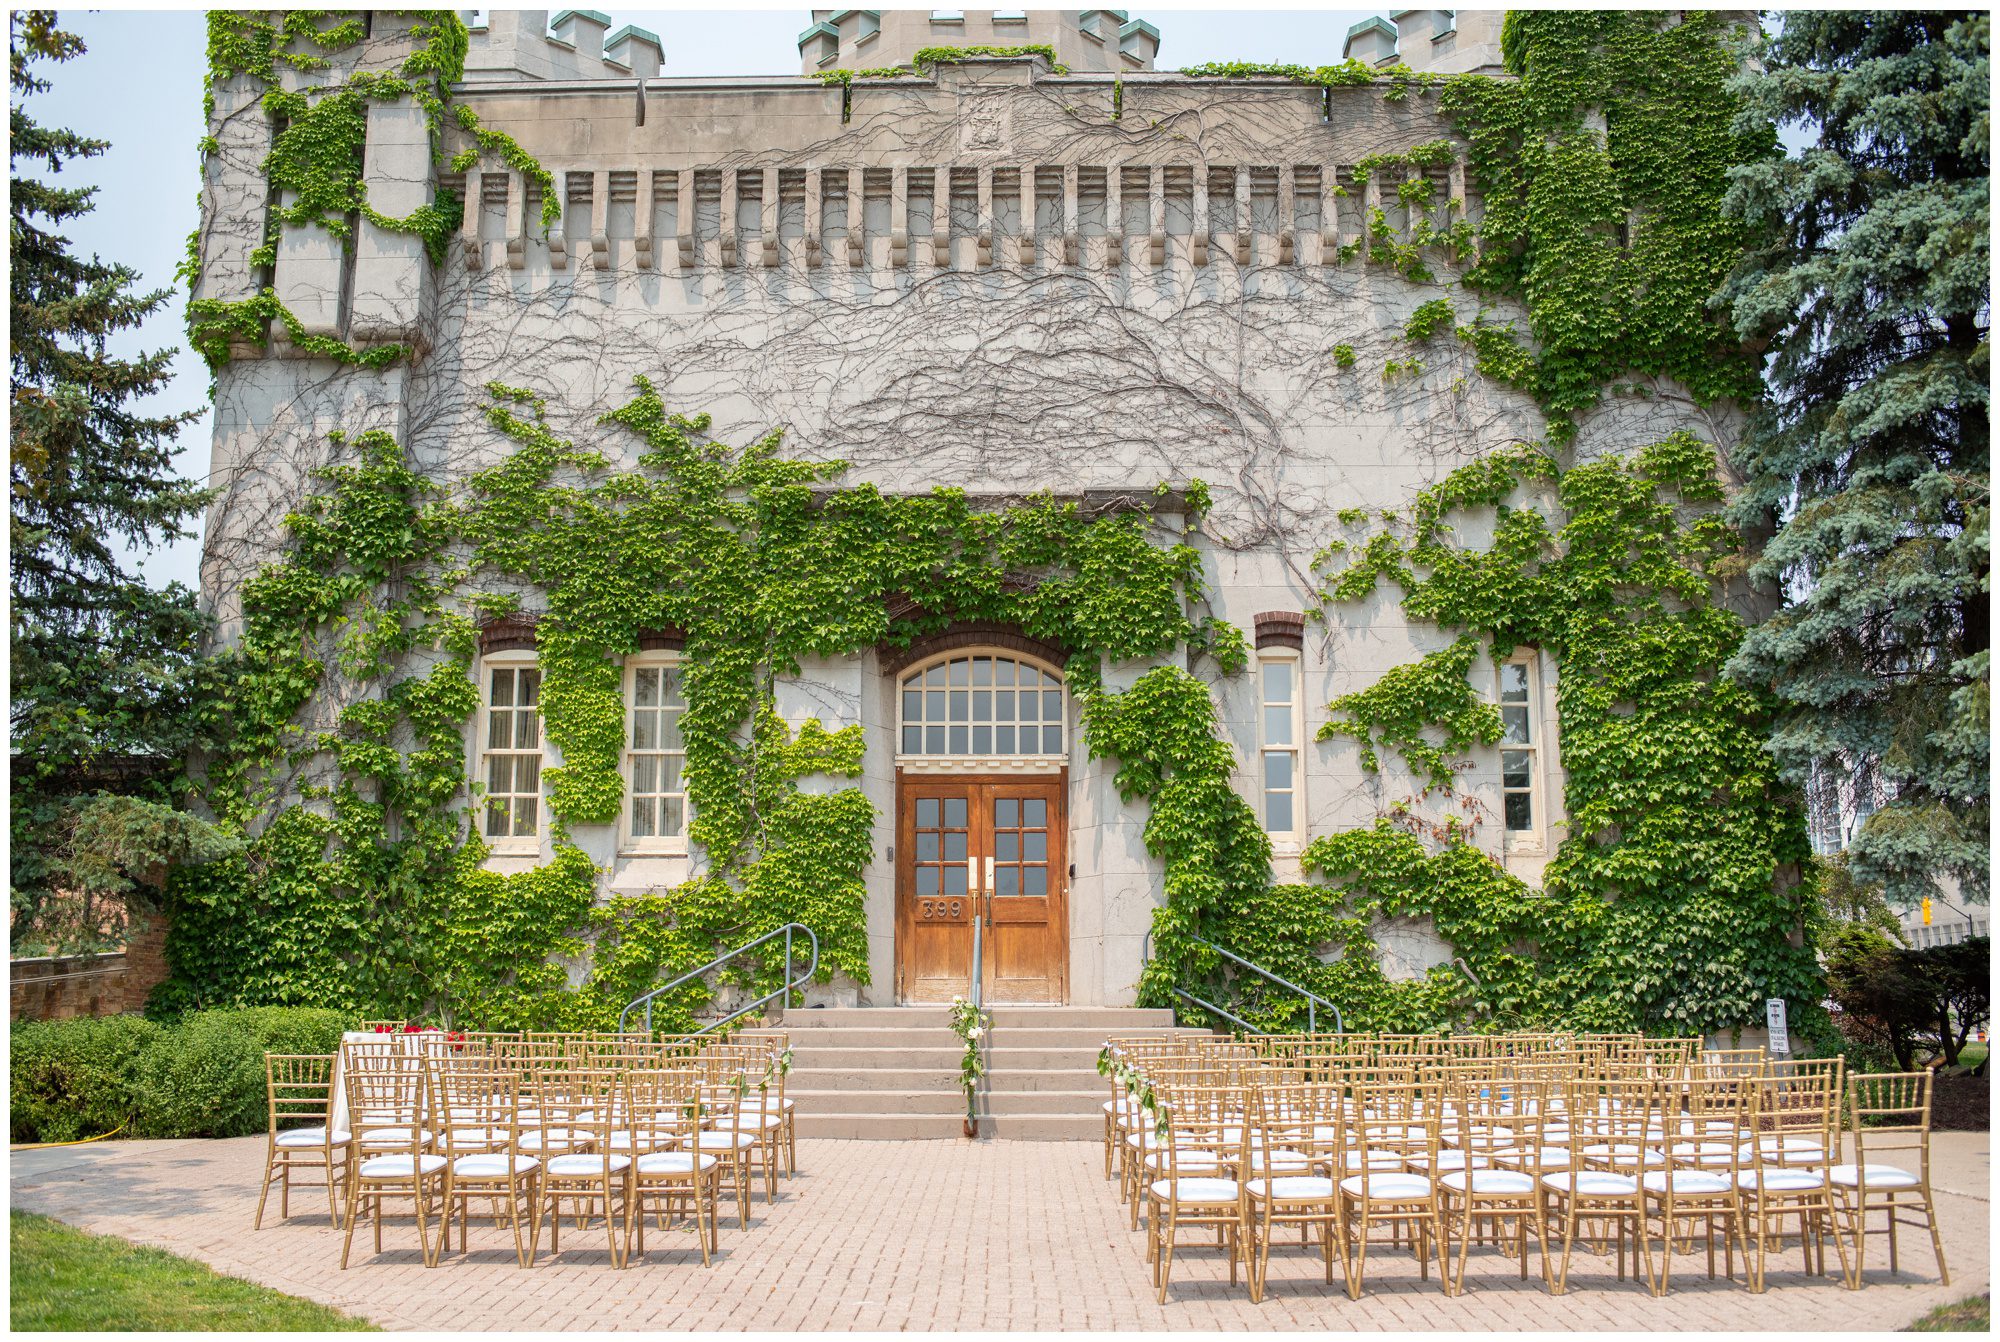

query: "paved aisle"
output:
11 1133 1987 1330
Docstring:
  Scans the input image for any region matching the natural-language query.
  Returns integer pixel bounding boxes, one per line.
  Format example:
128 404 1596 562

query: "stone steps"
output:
780 1004 1191 1140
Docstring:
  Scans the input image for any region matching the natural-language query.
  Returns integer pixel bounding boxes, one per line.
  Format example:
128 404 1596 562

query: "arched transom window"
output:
899 653 1066 760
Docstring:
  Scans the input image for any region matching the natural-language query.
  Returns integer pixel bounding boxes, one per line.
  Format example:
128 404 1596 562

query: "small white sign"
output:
1765 997 1790 1057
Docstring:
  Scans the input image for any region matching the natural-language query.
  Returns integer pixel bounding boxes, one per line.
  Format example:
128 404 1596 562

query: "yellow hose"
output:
11 1121 127 1150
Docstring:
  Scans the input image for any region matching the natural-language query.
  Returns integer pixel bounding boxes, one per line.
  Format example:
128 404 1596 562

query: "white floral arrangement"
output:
948 995 991 1129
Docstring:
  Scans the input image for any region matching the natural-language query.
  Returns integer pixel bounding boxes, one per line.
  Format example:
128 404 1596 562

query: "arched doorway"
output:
893 649 1068 1004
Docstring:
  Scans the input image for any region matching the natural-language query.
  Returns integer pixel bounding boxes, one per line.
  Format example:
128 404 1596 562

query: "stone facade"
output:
193 11 1743 1007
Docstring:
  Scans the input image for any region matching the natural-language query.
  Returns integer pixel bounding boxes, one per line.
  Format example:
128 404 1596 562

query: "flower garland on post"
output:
948 995 989 1137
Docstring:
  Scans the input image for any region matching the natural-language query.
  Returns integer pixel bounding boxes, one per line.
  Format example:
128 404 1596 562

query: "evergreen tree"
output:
10 11 221 947
1718 12 1989 907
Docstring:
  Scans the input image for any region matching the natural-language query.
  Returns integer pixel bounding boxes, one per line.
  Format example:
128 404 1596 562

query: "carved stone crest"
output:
958 95 1008 153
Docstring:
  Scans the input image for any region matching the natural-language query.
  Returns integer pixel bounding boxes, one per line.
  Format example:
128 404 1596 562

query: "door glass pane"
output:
943 831 967 862
1024 866 1047 896
917 797 938 827
917 832 939 862
944 797 966 828
1024 799 1046 826
995 832 1018 861
996 867 1020 896
944 864 968 895
1024 832 1047 862
996 798 1018 826
918 865 940 895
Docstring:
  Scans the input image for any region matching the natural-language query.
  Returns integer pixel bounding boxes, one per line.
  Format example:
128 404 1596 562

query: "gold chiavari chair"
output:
1833 1070 1949 1288
1146 1082 1253 1302
1644 1075 1749 1295
359 1020 407 1032
1737 1069 1850 1291
255 1054 351 1229
430 1064 539 1267
1243 1080 1344 1302
340 1055 447 1269
1337 1080 1448 1299
705 1043 785 1203
624 1068 720 1265
1439 1076 1553 1294
1541 1076 1661 1293
690 1075 761 1230
533 1067 631 1268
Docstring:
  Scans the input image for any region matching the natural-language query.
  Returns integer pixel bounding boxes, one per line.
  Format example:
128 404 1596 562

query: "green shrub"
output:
10 1007 347 1143
9 1015 161 1143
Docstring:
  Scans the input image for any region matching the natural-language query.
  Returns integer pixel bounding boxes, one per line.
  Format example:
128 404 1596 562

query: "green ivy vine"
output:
162 380 1256 1029
185 11 557 370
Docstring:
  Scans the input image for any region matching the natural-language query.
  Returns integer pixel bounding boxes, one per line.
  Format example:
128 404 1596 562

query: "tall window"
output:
482 658 542 849
625 658 687 852
898 653 1065 760
1259 651 1302 840
1498 654 1539 840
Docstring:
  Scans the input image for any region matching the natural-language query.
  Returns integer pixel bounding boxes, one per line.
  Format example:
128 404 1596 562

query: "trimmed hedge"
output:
11 1007 347 1143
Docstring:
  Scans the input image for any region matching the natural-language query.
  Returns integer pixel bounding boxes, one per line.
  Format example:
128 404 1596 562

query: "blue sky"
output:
24 7 1376 594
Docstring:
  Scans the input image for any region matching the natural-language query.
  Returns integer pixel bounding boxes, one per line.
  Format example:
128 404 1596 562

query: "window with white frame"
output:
481 657 543 848
1498 653 1540 841
1258 651 1303 840
624 657 687 851
898 652 1065 760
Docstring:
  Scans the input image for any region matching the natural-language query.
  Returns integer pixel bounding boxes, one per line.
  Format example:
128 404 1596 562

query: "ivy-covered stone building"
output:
178 9 1818 1039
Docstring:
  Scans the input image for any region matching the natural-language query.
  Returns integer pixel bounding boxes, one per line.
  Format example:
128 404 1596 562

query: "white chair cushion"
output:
1668 1141 1737 1166
1736 1169 1825 1191
357 1127 431 1147
1642 1170 1732 1194
544 1153 631 1176
1828 1163 1919 1190
359 1153 447 1178
1582 1143 1668 1166
1739 1137 1826 1163
1245 1148 1313 1173
636 1151 720 1174
1409 1150 1489 1171
607 1132 665 1151
438 1126 506 1149
1340 1150 1406 1171
1493 1146 1571 1169
275 1127 350 1148
452 1153 539 1177
1149 1178 1242 1204
693 1131 759 1151
1441 1169 1536 1195
1246 1176 1336 1200
1541 1171 1638 1197
1145 1151 1223 1172
1340 1173 1432 1200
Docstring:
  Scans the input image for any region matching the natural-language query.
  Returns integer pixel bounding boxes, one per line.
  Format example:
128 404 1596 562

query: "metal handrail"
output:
1140 930 1344 1035
968 888 988 1127
618 922 819 1034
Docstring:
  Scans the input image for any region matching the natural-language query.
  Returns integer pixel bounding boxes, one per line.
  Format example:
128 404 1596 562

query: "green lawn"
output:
1908 1294 1991 1332
10 1211 376 1332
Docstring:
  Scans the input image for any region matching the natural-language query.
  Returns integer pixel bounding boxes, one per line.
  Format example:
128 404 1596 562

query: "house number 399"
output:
919 899 963 920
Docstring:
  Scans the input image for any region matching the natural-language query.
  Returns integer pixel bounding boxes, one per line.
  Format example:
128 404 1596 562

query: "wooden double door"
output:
895 774 1067 1004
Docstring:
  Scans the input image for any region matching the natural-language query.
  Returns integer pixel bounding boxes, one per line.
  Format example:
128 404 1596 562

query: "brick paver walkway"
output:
12 1132 1987 1330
